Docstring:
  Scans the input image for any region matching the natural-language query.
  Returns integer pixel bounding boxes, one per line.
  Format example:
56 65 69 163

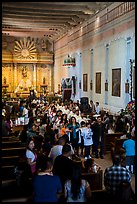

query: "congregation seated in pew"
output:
64 163 92 202
82 158 101 174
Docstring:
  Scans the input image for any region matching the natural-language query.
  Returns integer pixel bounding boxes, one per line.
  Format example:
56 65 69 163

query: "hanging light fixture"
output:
63 55 76 67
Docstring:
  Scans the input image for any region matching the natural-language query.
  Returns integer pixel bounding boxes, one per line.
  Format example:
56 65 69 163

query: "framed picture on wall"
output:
105 80 108 91
72 76 76 96
96 72 101 93
83 74 88 92
112 68 121 97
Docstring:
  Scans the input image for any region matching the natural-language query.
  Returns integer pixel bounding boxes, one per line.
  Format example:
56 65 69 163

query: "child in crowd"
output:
83 158 101 173
60 122 67 136
81 122 93 160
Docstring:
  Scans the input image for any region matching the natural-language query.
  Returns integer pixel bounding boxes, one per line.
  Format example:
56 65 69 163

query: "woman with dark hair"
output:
61 113 68 125
64 164 92 202
33 155 62 202
67 116 80 156
26 138 37 176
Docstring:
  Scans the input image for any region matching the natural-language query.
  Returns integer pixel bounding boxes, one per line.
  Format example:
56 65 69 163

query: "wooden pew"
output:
81 169 103 191
113 138 127 154
2 140 23 148
2 147 26 157
110 138 126 165
2 134 26 180
2 165 16 180
2 156 20 166
12 125 26 133
104 132 123 154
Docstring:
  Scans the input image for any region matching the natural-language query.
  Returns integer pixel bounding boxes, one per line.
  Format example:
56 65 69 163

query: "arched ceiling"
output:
2 2 113 42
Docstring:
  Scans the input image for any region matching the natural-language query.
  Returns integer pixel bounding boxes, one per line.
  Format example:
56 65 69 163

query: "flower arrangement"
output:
122 100 135 116
127 100 135 111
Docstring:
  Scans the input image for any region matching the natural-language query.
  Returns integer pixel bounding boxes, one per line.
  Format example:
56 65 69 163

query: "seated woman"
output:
64 164 92 202
26 138 37 176
82 158 101 173
33 155 62 202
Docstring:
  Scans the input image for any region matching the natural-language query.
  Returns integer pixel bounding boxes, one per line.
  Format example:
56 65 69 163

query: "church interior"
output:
2 2 135 202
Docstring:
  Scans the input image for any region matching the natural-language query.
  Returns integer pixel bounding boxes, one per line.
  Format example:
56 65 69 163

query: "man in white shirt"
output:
81 122 93 159
90 100 96 114
67 107 76 120
62 104 70 115
95 102 101 114
48 137 66 163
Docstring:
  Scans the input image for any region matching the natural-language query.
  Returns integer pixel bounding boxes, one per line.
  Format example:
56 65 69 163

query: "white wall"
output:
54 3 135 114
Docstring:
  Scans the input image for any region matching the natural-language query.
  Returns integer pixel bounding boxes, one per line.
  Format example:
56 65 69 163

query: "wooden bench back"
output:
104 132 123 153
111 138 127 156
81 170 103 191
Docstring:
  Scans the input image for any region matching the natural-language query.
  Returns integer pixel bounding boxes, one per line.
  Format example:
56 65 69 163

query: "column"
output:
79 52 82 100
13 63 18 92
51 65 54 93
90 49 94 100
33 63 37 90
104 44 109 105
125 37 131 104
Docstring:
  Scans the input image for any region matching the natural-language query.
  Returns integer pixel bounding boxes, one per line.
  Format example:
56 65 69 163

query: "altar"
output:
16 92 30 98
2 37 54 98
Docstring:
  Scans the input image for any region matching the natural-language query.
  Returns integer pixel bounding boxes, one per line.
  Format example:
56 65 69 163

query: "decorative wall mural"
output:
14 38 37 59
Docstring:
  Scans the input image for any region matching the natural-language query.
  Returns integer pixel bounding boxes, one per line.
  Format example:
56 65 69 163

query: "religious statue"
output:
3 77 6 84
43 77 46 84
22 66 27 78
14 65 32 93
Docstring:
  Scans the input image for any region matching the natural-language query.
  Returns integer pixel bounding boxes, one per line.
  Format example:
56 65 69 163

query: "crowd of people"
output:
2 96 135 202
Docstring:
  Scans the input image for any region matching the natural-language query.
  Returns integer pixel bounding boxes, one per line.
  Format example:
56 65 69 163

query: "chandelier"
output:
63 55 76 67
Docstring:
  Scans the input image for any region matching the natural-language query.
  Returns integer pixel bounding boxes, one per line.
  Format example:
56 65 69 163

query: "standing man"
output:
89 100 96 114
52 144 74 187
81 122 93 159
95 102 101 115
92 116 105 159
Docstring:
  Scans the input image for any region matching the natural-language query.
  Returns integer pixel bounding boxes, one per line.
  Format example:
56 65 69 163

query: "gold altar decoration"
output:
13 38 37 62
2 36 54 98
2 49 13 63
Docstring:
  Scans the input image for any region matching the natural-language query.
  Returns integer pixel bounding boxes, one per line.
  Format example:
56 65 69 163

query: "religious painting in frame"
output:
96 72 101 94
72 76 76 96
105 80 108 91
112 68 121 97
83 74 88 92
